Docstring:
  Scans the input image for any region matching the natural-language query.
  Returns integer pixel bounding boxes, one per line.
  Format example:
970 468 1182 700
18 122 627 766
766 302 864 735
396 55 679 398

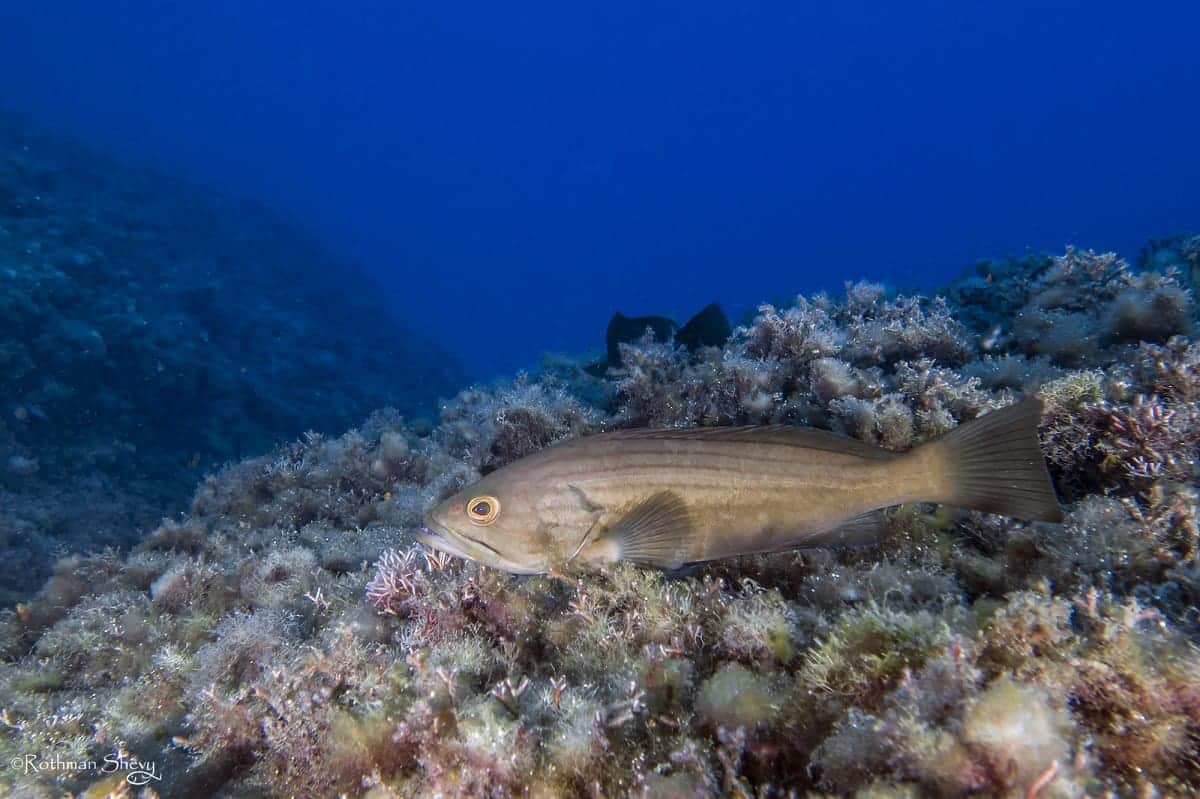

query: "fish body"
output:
421 398 1063 574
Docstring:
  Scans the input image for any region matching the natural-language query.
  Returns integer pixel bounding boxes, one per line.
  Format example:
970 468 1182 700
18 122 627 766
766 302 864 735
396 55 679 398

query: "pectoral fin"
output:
606 491 695 569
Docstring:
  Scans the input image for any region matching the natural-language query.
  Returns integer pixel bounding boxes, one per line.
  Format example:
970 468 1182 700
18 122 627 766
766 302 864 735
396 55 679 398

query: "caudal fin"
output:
927 398 1064 523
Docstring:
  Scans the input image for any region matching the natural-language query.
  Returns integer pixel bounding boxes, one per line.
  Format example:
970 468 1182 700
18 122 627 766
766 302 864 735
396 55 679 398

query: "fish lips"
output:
415 524 477 562
417 518 545 575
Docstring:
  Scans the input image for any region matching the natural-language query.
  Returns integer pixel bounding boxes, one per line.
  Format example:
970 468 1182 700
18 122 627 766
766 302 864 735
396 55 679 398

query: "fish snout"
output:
415 524 475 562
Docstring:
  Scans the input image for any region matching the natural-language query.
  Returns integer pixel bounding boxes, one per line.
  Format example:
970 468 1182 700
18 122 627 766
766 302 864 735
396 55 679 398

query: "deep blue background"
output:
2 2 1197 377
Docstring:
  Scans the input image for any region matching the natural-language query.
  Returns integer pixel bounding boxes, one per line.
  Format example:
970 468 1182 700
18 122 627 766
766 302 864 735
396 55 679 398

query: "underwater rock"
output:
586 302 733 374
0 113 465 602
674 302 733 353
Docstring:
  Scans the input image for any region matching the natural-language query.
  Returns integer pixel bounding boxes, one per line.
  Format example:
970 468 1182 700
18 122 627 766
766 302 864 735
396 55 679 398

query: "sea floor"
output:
3 234 1199 796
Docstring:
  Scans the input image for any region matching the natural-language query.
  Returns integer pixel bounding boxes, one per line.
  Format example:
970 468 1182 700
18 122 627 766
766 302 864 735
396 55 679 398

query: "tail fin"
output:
926 398 1064 523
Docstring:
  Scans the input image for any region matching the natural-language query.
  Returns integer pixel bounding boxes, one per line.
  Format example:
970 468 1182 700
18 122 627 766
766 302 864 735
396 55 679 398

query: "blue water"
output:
2 2 1198 376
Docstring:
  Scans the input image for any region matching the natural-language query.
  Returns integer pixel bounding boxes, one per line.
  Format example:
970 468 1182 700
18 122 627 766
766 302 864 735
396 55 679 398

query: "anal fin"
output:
800 508 892 550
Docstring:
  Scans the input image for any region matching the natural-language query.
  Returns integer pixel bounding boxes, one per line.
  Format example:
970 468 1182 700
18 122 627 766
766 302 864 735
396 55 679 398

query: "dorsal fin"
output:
592 424 892 459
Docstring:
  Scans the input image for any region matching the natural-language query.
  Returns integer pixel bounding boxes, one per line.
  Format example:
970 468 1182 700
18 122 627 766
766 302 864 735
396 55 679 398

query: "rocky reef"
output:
0 113 463 605
1 238 1199 797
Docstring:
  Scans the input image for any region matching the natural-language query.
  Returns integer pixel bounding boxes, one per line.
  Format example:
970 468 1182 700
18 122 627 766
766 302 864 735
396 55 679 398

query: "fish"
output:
419 397 1063 574
584 303 732 376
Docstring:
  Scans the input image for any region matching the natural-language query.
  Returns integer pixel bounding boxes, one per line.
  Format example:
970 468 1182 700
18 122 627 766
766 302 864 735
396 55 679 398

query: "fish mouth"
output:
418 517 545 575
415 525 478 562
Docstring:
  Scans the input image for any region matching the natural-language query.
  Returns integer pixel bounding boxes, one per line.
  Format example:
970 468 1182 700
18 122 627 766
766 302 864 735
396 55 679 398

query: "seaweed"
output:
2 237 1200 797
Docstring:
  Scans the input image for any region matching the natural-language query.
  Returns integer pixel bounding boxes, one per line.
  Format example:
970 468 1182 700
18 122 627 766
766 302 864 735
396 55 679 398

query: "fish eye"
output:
466 495 501 525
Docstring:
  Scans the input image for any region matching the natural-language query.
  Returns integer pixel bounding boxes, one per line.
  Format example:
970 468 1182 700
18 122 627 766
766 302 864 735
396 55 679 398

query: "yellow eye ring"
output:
466 495 501 525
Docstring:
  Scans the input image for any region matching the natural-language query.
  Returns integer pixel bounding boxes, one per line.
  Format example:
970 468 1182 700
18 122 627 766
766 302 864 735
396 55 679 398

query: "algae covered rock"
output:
0 113 464 603
2 228 1200 797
